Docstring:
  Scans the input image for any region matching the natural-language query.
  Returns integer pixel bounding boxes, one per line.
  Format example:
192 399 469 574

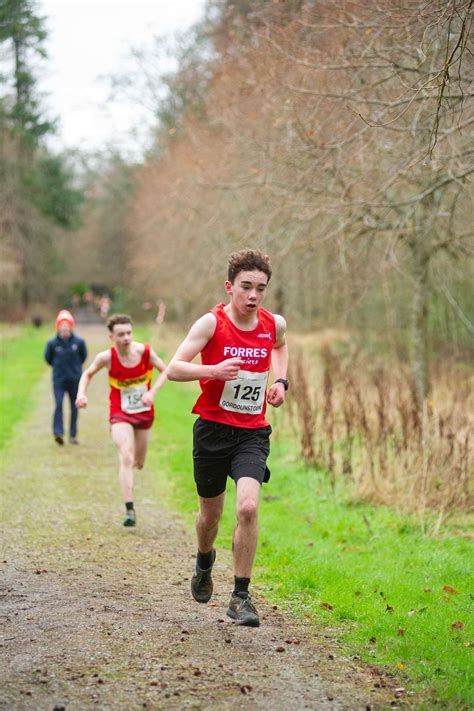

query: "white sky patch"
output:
39 0 206 156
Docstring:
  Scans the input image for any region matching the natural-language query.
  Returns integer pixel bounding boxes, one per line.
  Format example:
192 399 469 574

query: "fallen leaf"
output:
451 620 464 629
275 646 285 652
397 628 405 636
320 602 333 611
443 585 458 595
396 662 405 671
386 604 394 612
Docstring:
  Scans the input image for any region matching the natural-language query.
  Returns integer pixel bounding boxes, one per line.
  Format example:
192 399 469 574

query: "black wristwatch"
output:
274 378 289 391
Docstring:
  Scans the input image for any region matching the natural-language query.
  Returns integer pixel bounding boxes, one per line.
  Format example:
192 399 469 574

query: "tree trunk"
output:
410 236 430 402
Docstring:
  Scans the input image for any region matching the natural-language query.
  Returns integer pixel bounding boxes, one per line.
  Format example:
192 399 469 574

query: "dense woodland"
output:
1 1 473 398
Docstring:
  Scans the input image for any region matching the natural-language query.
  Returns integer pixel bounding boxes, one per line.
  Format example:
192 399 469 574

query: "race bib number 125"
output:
219 370 268 415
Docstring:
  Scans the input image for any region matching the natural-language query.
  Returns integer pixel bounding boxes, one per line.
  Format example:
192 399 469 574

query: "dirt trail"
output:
0 329 399 710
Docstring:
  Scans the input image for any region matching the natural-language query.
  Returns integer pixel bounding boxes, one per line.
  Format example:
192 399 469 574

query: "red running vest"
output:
192 303 276 429
108 344 154 425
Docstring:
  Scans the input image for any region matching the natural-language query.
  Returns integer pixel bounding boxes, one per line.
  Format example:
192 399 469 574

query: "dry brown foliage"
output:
287 340 473 521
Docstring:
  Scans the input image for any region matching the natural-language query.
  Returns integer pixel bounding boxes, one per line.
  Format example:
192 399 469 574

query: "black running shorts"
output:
192 418 272 498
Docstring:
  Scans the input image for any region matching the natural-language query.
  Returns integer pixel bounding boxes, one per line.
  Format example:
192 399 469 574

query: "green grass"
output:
148 378 474 709
0 324 50 451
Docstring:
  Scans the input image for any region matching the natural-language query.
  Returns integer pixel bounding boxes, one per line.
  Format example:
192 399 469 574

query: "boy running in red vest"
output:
167 250 288 627
75 314 167 526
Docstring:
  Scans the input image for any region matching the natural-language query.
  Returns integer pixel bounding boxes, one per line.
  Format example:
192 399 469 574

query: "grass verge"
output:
0 324 49 451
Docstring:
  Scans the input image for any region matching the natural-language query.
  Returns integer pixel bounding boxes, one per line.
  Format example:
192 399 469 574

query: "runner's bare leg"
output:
233 477 261 578
111 422 135 502
134 428 150 469
196 493 225 553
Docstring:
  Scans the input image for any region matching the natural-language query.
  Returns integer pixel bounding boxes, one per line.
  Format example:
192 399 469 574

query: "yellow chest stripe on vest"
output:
109 369 153 389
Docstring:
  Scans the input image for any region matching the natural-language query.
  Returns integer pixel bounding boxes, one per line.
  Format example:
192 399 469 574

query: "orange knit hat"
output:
55 309 75 329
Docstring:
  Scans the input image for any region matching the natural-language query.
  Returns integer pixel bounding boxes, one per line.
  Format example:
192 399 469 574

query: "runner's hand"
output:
141 391 154 407
267 382 285 408
75 395 88 409
213 357 244 381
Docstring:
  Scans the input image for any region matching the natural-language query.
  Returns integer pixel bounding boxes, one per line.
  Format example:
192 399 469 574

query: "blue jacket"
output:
44 333 87 383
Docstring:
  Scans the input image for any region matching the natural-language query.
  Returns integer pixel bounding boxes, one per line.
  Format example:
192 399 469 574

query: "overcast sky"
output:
40 0 206 156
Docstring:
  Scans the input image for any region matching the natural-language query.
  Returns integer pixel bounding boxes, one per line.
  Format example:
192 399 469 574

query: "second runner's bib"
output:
120 383 151 414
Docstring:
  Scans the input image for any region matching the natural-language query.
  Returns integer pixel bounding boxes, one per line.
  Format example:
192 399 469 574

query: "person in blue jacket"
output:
44 310 87 445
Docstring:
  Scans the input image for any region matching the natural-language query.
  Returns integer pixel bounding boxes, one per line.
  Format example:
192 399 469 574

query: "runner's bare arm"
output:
267 315 288 408
167 314 243 382
75 351 110 408
141 349 167 405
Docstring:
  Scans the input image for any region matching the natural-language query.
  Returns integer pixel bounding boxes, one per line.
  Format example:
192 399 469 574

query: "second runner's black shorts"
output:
192 417 272 498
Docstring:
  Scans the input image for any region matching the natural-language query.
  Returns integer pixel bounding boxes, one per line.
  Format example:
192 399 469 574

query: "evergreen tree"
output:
0 0 83 312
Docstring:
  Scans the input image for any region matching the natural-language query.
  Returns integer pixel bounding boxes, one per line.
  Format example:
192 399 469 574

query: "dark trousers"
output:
53 379 80 437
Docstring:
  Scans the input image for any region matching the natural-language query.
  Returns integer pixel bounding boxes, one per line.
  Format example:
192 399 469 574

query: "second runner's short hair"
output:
107 314 133 332
227 249 272 283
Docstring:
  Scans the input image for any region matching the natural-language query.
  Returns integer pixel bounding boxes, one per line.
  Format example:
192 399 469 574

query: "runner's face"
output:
110 324 133 348
225 270 268 315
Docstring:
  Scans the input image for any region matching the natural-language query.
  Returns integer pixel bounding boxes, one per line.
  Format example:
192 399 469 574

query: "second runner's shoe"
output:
123 510 136 527
191 549 216 603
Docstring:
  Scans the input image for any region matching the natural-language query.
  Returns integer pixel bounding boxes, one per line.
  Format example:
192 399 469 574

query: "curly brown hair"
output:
107 314 133 332
227 249 272 284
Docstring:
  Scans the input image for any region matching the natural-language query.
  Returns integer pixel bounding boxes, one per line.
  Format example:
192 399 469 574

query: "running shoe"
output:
54 435 64 445
191 549 216 603
123 510 136 527
227 592 260 627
